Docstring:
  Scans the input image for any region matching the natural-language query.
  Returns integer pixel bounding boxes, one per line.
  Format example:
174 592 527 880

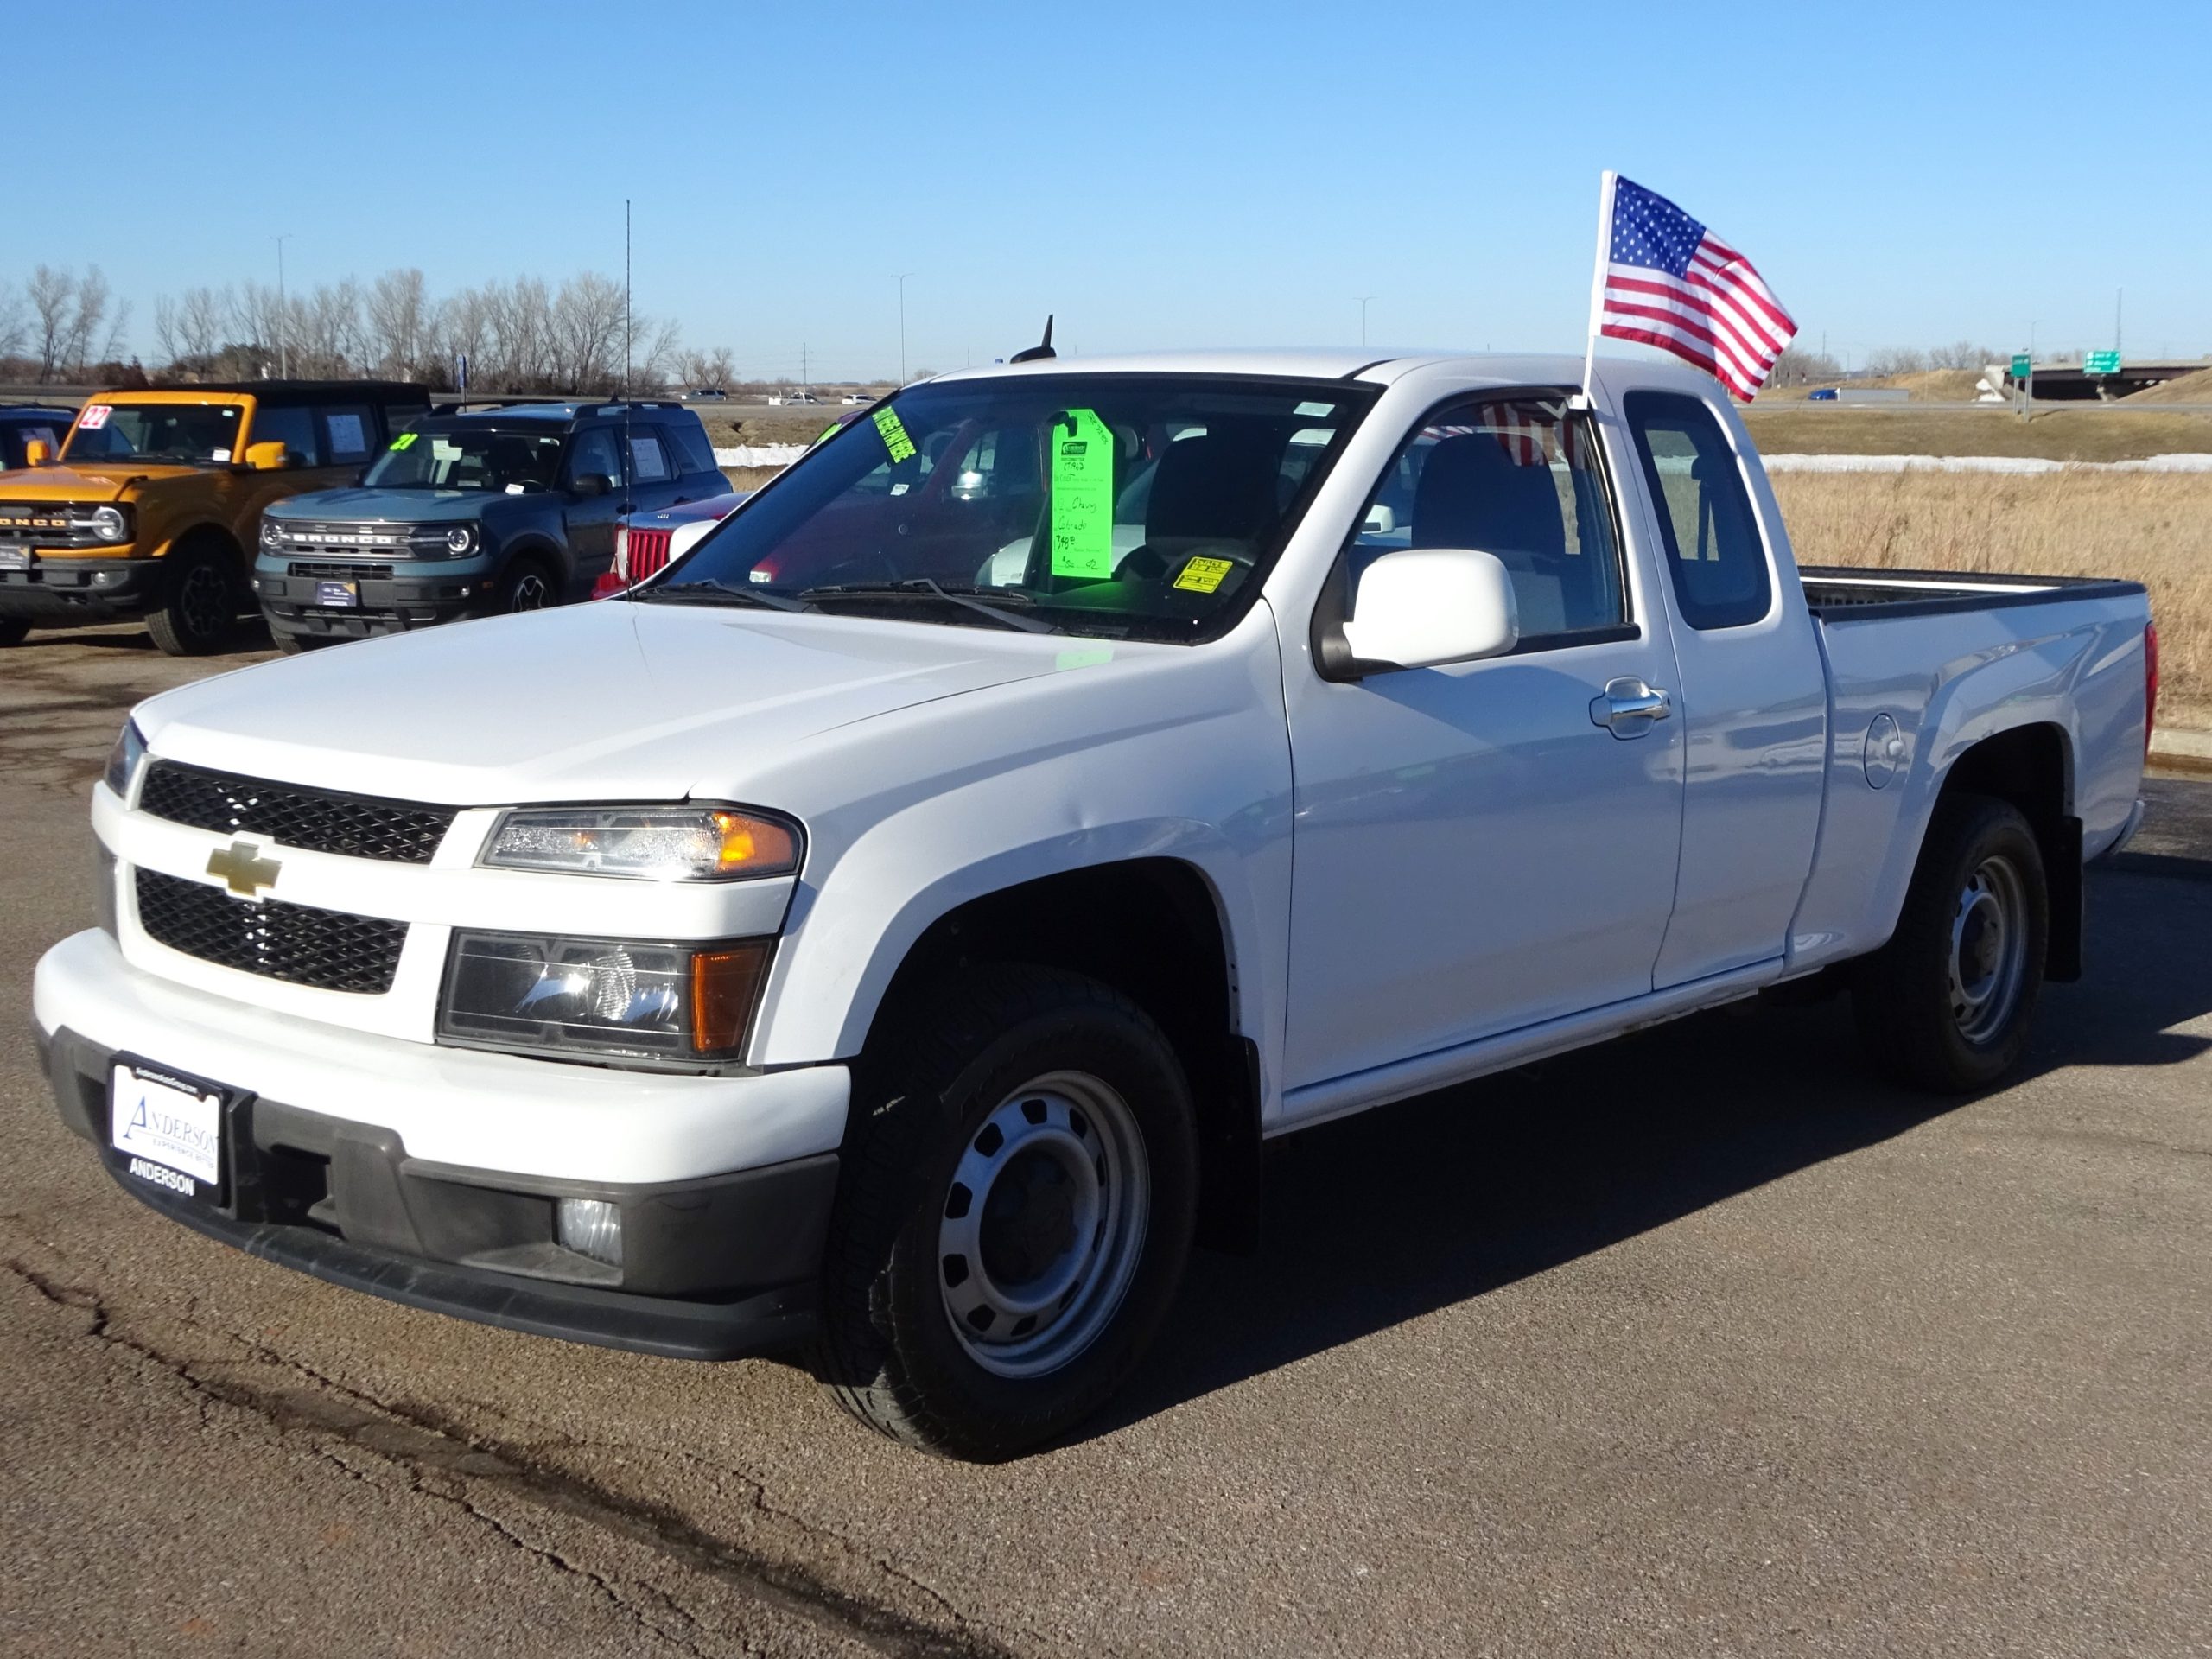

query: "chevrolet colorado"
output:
35 350 2152 1459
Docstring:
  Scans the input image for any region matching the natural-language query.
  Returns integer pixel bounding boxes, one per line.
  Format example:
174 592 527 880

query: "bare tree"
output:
674 346 738 389
1769 345 1841 386
0 283 25 361
28 265 73 380
366 268 430 377
550 272 626 391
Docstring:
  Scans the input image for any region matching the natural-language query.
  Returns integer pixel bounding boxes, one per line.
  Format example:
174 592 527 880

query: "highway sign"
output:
2085 350 2121 376
2012 353 2031 378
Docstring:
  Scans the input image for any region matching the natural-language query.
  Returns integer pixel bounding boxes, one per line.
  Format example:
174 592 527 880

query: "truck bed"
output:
1800 567 2146 621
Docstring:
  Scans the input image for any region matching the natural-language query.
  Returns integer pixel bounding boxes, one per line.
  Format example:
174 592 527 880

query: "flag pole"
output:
1577 170 1617 408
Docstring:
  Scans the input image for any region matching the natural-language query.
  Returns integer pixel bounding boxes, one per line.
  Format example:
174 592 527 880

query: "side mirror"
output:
22 438 51 467
245 441 294 472
1339 546 1519 671
571 472 613 498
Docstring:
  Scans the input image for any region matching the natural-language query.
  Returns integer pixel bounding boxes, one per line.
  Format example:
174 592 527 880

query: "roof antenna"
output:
1009 314 1056 364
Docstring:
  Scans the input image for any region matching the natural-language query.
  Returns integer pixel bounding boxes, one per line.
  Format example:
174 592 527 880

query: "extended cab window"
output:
1624 391 1771 631
1350 396 1624 640
666 417 719 477
568 428 621 486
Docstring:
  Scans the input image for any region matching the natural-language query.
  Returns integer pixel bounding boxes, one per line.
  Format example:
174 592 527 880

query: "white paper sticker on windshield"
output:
211 448 231 461
1294 401 1335 417
505 483 524 494
78 404 112 429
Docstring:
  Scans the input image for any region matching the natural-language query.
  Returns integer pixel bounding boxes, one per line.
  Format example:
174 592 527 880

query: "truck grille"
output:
624 528 673 580
138 762 456 864
0 504 78 546
136 868 407 995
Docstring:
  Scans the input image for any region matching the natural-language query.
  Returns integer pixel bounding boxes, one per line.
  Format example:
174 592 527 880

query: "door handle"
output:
1590 677 1672 737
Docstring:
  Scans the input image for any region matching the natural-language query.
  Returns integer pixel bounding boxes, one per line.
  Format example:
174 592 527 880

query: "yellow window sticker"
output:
1049 409 1116 580
872 407 916 464
389 431 417 451
1173 556 1235 594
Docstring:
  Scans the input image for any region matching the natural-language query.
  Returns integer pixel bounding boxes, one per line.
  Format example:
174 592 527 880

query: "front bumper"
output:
34 929 850 1359
256 563 498 639
0 556 159 621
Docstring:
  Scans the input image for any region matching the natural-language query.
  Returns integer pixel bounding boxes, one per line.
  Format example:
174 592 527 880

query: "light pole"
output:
272 233 291 378
894 273 913 384
1357 296 1375 347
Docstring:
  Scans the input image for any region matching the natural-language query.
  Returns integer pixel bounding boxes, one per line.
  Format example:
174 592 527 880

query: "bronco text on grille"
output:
137 762 456 863
134 868 408 994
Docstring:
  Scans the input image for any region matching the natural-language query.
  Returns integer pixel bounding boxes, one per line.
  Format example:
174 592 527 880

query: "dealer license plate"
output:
315 579 359 607
0 548 29 570
110 1062 226 1203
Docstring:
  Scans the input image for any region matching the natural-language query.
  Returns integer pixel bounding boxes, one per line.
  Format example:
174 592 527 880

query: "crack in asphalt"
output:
7 1255 1022 1659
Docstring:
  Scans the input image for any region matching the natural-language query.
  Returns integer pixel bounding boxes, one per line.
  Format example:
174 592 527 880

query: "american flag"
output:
1597 176 1796 401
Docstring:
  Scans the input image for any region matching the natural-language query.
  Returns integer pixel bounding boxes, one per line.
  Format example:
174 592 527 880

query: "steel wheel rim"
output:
509 571 550 611
1950 853 2028 1045
938 1070 1150 1379
179 562 230 639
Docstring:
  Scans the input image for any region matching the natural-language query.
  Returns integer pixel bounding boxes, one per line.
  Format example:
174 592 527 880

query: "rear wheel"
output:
811 964 1198 1460
146 540 241 656
1853 794 2048 1092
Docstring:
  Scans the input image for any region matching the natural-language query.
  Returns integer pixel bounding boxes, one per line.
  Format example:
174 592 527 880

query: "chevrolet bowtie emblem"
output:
207 840 281 899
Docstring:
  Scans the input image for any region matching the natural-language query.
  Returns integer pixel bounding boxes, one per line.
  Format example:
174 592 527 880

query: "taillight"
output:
2145 620 2159 757
590 572 627 601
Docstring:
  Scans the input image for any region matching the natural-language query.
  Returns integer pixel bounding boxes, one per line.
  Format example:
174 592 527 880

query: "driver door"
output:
1280 396 1686 1095
562 425 625 588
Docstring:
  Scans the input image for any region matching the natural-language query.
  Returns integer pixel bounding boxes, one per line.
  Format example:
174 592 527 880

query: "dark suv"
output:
0 406 73 471
253 401 726 649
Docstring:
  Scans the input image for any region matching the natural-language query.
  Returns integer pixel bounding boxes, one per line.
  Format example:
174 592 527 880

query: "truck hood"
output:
265 486 525 524
134 601 1070 805
0 461 198 501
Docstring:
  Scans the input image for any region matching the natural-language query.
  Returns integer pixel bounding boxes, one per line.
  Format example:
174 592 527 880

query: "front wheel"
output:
494 556 558 614
146 542 241 656
0 617 29 647
812 965 1198 1460
1853 794 2048 1092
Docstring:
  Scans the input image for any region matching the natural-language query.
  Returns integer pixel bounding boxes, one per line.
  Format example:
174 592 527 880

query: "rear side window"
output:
665 416 719 476
1624 391 1771 630
320 405 374 462
627 429 671 484
1349 394 1624 641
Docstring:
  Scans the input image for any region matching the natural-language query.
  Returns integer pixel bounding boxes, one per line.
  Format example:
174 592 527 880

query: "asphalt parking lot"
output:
3 625 2208 1657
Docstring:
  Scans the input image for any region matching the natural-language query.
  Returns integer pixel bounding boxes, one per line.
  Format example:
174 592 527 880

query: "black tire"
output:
0 617 29 647
494 555 559 614
146 539 242 656
811 964 1199 1460
1853 794 2048 1093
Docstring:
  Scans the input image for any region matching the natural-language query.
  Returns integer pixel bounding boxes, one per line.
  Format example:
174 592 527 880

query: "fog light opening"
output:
556 1198 624 1269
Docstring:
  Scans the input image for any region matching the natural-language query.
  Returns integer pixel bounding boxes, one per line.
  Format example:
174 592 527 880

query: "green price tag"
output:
817 423 840 446
389 431 417 451
1050 409 1115 580
872 407 916 463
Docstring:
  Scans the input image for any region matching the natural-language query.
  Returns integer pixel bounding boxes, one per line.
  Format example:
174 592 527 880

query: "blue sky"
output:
16 0 2209 379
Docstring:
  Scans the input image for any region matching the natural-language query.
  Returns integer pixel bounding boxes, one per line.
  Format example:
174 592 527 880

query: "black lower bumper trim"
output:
47 1022 833 1362
109 1163 818 1361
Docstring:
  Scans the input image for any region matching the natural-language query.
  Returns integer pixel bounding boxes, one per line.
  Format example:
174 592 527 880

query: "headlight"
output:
443 524 476 555
260 518 283 549
480 806 801 881
439 931 772 1063
88 505 127 543
103 719 147 799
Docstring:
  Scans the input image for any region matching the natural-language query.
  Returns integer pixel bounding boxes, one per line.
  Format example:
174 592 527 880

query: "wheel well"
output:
1939 722 2082 980
867 859 1262 1251
174 523 243 566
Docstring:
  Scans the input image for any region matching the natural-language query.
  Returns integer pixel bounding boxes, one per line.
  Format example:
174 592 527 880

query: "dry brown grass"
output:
2126 366 2212 404
1743 404 2212 461
1773 471 2212 721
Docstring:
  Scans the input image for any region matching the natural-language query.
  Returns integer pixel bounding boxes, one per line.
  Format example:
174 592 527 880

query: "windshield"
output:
62 403 242 466
663 374 1377 640
364 427 565 493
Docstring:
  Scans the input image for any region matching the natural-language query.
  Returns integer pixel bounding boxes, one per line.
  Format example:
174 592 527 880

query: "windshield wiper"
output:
632 578 812 613
798 577 1059 634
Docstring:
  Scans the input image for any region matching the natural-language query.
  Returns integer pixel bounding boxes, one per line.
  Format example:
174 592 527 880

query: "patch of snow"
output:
713 444 807 467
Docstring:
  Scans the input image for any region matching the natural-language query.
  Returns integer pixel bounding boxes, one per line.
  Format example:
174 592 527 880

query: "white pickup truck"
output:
36 350 2152 1459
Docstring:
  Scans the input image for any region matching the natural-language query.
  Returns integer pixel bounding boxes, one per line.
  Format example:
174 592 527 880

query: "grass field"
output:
1773 470 2207 719
1744 404 2212 461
